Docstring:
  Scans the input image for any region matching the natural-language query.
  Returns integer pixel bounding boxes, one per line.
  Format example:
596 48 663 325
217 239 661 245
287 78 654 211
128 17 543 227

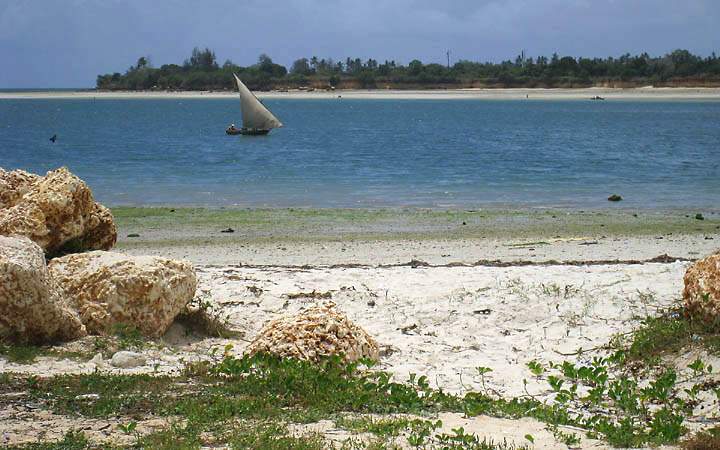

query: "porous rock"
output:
0 167 117 254
0 168 40 208
247 302 379 362
48 251 197 337
0 235 86 342
683 253 720 323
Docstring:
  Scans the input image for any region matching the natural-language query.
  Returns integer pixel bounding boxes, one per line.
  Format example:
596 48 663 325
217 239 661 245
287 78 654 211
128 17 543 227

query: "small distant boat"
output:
591 95 605 101
226 73 283 136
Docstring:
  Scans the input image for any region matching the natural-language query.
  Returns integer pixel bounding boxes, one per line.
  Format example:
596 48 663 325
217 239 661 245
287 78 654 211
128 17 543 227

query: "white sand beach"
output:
2 218 719 447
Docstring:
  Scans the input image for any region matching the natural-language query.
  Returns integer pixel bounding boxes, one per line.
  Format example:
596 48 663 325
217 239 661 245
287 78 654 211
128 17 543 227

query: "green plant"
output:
0 340 43 363
118 420 138 435
435 428 530 449
526 360 544 377
111 323 144 350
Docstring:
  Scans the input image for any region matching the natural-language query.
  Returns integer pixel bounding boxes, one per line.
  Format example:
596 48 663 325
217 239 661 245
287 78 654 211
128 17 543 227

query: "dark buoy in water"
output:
49 134 57 143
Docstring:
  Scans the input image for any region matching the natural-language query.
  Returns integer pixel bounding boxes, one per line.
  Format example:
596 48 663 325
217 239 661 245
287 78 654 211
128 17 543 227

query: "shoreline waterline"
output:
111 206 720 266
2 86 720 100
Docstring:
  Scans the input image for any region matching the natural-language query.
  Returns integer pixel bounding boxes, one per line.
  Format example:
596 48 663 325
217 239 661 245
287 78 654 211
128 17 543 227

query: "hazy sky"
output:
2 0 719 88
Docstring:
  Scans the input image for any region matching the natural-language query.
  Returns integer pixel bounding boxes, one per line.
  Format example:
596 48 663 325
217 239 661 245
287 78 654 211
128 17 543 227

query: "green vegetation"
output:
3 292 719 448
0 324 153 365
97 48 720 91
3 330 719 449
613 308 720 366
0 339 88 364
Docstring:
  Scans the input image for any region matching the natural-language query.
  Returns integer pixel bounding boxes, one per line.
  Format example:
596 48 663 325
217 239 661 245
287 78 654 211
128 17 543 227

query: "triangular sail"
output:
233 74 283 130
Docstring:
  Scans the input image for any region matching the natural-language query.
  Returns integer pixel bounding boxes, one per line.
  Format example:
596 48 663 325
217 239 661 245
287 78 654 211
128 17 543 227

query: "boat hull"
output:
226 128 271 136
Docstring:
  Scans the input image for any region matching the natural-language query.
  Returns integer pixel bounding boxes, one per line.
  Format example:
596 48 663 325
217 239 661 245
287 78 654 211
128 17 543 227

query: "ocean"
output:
1 98 718 209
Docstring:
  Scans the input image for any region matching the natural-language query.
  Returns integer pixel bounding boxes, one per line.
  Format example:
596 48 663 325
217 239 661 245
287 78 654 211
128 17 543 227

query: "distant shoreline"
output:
2 87 720 100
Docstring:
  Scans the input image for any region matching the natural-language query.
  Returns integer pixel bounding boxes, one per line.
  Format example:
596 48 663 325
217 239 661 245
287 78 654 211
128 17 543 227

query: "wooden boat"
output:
225 128 269 136
226 73 283 136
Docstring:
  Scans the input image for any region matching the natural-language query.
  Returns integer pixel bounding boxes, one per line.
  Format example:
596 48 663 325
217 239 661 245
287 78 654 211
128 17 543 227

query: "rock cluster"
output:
49 252 197 337
683 253 720 323
0 236 86 342
247 302 379 362
0 167 116 255
1 167 197 344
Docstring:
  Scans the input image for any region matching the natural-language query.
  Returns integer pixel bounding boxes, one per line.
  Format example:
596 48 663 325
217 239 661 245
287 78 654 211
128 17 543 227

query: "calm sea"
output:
0 98 718 209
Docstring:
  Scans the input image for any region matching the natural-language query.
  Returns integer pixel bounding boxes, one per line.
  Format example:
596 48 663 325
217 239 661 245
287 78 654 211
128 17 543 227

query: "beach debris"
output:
220 227 235 233
127 233 140 238
246 285 263 296
247 302 379 363
407 259 430 268
48 251 197 337
399 323 419 334
508 241 549 248
110 350 147 368
695 213 705 221
683 253 720 323
0 235 86 342
286 290 332 300
607 194 623 202
0 167 117 255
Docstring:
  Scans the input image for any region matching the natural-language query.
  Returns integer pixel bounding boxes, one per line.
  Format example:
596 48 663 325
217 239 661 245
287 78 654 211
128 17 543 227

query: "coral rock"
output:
247 302 379 362
0 168 40 208
48 251 197 337
0 167 117 254
80 204 117 251
0 235 86 342
683 253 720 323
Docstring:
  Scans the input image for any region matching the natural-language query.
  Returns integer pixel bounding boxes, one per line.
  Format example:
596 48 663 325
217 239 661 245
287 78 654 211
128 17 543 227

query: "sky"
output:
1 0 719 88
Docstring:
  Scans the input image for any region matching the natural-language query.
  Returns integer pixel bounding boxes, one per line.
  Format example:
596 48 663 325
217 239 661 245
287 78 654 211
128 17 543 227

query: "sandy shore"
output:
2 208 718 447
2 87 720 100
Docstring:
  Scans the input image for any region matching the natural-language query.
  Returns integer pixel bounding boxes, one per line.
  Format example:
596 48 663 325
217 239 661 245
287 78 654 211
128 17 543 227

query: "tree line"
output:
96 47 720 91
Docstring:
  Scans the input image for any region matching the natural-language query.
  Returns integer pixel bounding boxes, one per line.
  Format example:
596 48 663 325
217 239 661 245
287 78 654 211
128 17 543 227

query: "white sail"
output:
233 73 283 130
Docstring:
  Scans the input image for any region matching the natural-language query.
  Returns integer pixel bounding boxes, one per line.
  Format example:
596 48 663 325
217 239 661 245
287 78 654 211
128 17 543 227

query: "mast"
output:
233 74 283 130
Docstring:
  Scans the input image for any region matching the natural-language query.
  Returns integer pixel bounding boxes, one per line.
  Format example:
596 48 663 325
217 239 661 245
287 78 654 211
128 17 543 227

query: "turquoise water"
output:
0 98 718 209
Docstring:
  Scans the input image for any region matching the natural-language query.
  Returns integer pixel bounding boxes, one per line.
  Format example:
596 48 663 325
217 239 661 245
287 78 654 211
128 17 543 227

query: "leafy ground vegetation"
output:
2 305 719 449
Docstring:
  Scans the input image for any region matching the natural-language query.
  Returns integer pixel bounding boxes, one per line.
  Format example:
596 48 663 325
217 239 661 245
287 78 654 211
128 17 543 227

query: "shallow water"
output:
0 98 718 208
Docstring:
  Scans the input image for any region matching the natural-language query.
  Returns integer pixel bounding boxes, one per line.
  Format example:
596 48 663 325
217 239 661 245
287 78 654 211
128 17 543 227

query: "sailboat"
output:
226 73 283 135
